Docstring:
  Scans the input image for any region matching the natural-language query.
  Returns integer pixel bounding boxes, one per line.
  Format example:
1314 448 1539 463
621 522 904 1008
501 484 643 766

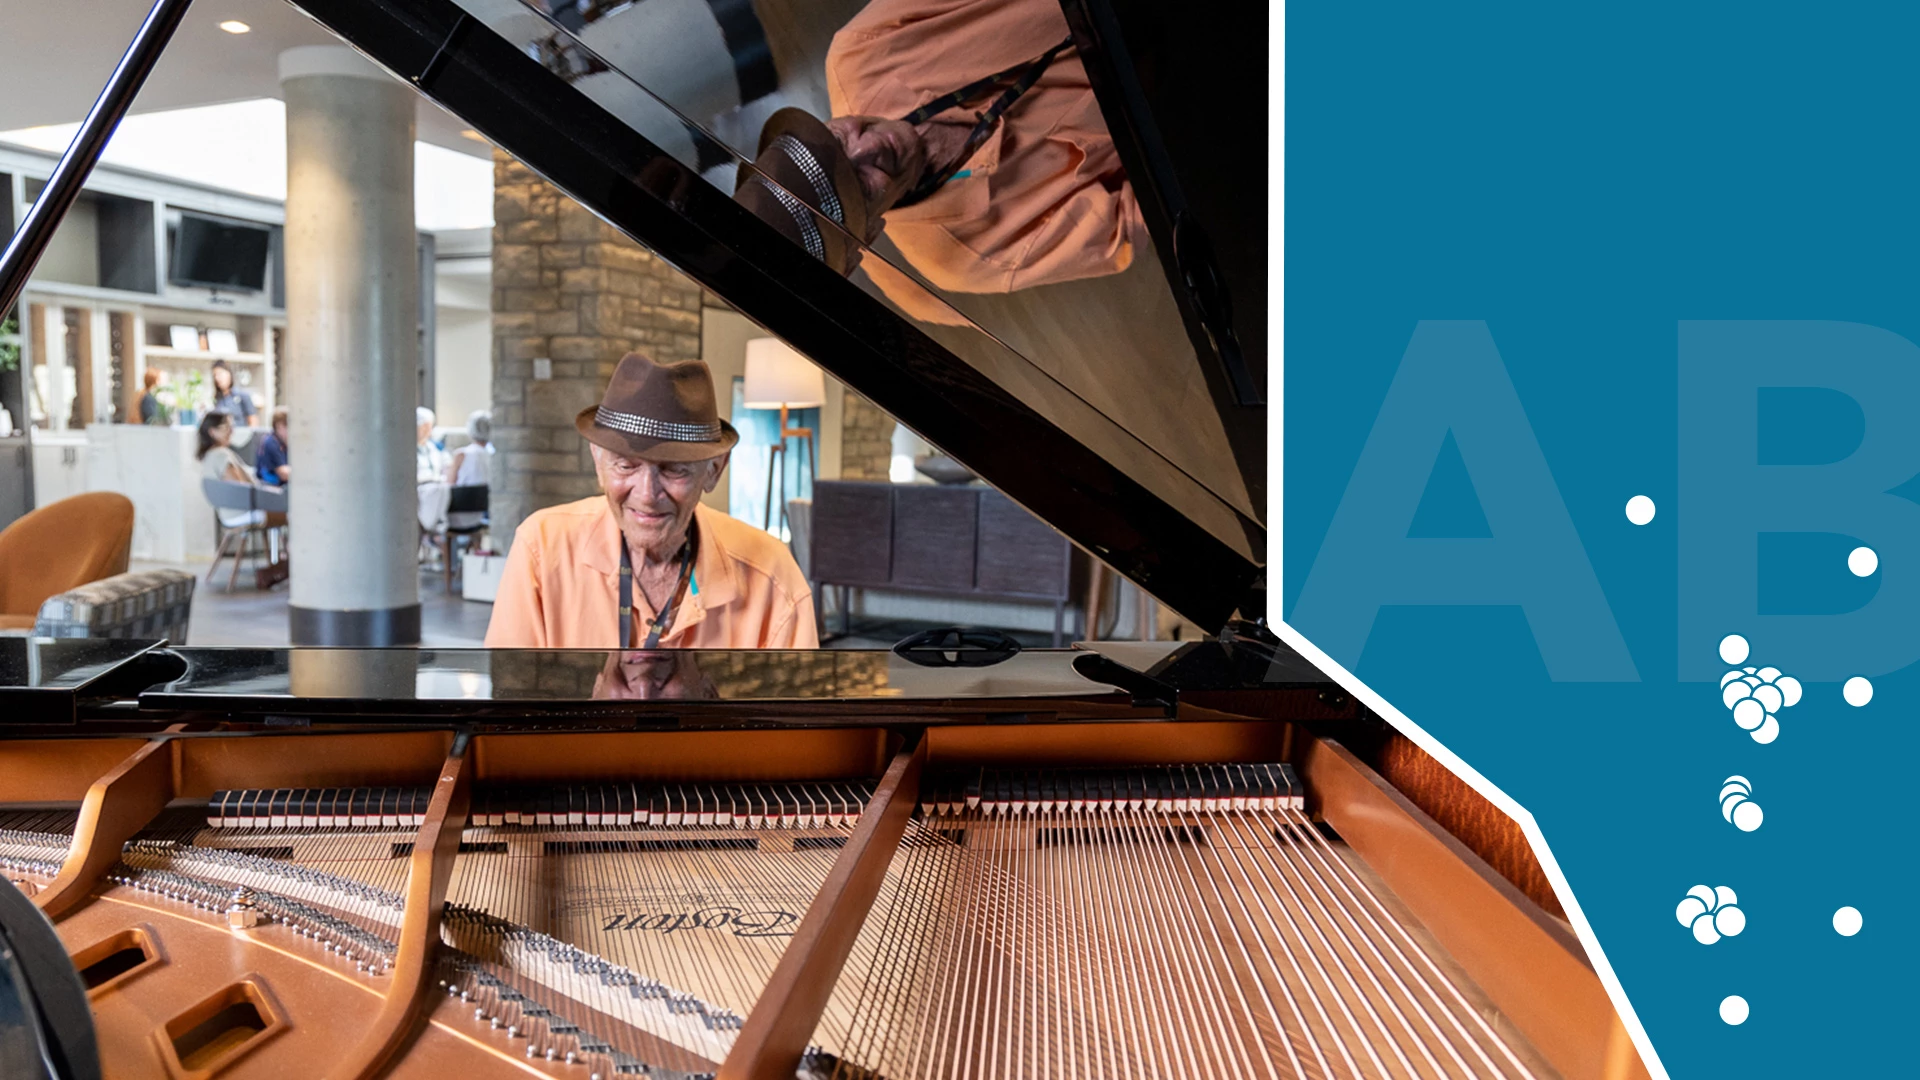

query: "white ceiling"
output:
0 0 490 158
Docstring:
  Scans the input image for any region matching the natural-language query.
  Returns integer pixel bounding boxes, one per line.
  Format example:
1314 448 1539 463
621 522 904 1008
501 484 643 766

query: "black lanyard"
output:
893 35 1075 209
618 520 697 648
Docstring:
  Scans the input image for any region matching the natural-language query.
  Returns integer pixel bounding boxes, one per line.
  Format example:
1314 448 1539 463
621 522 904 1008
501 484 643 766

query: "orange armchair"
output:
0 492 135 631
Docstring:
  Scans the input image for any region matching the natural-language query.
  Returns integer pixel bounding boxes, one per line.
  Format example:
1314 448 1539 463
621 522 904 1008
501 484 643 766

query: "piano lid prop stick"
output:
331 732 473 1080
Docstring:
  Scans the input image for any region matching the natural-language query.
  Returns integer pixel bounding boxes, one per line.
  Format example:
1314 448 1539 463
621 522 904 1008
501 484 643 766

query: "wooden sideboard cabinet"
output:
810 480 1080 644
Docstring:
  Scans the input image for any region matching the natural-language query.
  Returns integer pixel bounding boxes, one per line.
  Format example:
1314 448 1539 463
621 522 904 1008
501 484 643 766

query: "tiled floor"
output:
144 559 497 647
148 559 1045 651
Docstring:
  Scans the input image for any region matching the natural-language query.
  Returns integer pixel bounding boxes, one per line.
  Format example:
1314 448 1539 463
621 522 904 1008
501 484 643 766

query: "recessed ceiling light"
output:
219 20 251 34
459 129 488 142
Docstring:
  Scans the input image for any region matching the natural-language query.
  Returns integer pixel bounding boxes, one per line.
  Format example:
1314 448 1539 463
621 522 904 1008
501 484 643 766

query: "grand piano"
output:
0 1 1647 1078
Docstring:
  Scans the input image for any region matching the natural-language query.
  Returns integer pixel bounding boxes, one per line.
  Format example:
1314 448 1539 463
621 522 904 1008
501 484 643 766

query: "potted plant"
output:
179 368 209 426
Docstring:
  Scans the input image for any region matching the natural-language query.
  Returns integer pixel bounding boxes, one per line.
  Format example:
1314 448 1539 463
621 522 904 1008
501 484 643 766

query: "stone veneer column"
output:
279 46 419 644
488 152 704 547
838 392 895 480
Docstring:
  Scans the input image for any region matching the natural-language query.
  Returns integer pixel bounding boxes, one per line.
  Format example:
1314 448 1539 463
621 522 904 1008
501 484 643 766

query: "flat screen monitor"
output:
169 213 270 291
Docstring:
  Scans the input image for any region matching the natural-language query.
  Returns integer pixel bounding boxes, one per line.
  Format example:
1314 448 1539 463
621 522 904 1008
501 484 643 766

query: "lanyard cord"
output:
618 517 698 648
892 35 1074 209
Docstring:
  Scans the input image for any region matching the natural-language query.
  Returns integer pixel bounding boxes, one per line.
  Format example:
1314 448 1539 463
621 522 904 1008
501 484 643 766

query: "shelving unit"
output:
0 144 287 436
134 313 280 420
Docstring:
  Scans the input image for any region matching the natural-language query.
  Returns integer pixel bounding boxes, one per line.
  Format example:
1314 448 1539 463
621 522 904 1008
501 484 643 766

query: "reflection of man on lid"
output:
734 0 1139 300
485 352 818 648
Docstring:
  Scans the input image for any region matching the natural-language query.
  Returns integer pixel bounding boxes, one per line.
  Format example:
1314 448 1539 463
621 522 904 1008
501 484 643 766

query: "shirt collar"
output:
583 501 740 614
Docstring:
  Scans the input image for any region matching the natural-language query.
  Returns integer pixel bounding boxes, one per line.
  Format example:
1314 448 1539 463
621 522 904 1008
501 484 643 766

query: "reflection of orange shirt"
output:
826 0 1145 300
485 499 818 649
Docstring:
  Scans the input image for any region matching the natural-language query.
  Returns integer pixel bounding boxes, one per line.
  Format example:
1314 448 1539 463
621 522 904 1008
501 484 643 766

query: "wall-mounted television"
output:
169 212 270 291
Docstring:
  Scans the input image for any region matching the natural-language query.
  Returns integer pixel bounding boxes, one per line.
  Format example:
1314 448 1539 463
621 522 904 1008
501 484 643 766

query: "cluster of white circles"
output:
1718 776 1763 832
1676 885 1745 945
1718 635 1799 745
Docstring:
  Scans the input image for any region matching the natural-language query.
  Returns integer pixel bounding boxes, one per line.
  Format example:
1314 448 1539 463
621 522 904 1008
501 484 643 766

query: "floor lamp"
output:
742 337 825 538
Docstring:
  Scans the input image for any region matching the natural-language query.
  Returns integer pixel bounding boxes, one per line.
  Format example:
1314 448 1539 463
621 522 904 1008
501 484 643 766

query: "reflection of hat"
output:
735 108 869 275
575 351 739 462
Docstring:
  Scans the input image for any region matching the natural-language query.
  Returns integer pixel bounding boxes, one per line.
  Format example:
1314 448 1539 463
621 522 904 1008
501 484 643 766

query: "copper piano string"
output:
1207 805 1424 1077
1111 798 1264 1077
438 781 883 1074
1264 804 1540 1079
808 767 1546 1080
1223 808 1485 1078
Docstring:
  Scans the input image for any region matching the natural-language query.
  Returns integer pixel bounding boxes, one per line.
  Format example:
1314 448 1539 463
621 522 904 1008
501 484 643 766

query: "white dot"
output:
1777 676 1803 707
1714 905 1746 937
1834 906 1863 936
1625 495 1657 525
1676 896 1709 927
1848 546 1879 577
1692 917 1721 945
1843 676 1874 707
1720 995 1749 1025
1751 714 1780 744
1732 698 1766 731
1719 635 1750 665
1732 800 1764 832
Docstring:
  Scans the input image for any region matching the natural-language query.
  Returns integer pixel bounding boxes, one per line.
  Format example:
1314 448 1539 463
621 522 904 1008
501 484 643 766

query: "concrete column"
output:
279 46 421 644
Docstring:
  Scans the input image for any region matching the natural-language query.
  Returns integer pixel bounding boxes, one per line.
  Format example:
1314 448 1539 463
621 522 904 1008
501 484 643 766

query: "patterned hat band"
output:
594 405 724 442
750 175 827 263
771 133 845 228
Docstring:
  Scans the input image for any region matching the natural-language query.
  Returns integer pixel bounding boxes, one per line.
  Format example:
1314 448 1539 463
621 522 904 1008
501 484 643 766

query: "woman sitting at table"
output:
197 410 287 532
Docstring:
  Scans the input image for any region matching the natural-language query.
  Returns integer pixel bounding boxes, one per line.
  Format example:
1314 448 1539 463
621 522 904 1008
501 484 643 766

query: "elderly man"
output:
486 352 818 648
734 0 1140 305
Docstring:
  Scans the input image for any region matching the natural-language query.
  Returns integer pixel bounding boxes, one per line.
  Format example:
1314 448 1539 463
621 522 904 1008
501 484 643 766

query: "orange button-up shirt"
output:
484 499 818 649
826 0 1145 300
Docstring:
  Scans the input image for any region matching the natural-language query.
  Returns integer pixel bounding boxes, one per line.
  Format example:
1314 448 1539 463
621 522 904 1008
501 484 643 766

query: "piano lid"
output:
285 0 1266 630
127 638 1329 722
135 646 1132 721
0 637 165 724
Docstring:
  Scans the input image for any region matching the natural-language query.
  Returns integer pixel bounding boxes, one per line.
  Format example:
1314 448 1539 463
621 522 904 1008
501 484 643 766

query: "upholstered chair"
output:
0 492 135 631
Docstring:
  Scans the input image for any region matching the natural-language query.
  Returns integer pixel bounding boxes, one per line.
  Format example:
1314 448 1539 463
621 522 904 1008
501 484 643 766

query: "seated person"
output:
416 406 450 484
447 409 494 486
486 352 818 648
416 406 454 545
256 406 290 486
197 410 287 532
446 409 493 532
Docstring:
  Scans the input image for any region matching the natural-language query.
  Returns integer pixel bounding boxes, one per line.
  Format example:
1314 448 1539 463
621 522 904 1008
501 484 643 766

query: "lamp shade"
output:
742 337 826 408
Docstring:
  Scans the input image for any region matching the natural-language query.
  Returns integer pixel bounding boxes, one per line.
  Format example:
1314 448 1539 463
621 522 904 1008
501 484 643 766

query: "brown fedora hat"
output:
734 107 870 276
575 352 740 462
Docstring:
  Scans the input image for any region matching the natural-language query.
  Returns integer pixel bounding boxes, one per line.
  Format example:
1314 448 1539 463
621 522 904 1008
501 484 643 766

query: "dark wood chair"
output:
431 484 489 591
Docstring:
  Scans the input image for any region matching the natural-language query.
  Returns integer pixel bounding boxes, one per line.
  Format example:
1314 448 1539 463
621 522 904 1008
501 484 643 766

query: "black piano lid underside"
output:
1061 0 1268 452
284 0 1262 632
